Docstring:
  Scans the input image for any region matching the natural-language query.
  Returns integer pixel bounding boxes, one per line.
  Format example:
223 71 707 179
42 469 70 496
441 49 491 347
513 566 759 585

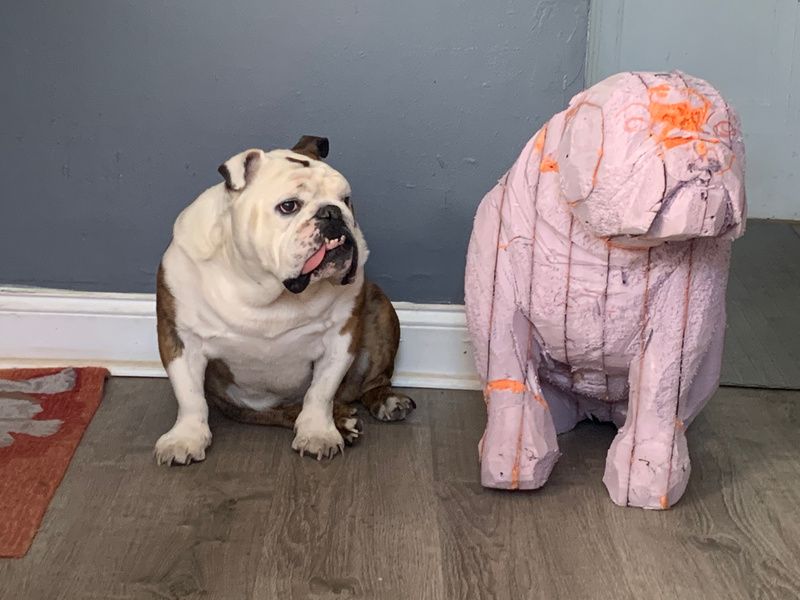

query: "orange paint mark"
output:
695 140 708 157
533 126 547 152
660 495 669 509
675 418 685 431
662 136 698 150
510 410 525 490
540 156 559 173
510 466 520 489
533 393 549 410
647 85 713 150
485 379 527 394
485 379 547 413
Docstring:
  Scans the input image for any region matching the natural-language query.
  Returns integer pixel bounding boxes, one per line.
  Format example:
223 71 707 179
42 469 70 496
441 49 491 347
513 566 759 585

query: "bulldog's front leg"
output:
292 330 354 460
155 340 212 466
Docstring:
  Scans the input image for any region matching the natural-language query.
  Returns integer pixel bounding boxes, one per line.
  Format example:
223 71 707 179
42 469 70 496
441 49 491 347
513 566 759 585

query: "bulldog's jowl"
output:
283 204 357 294
283 273 312 294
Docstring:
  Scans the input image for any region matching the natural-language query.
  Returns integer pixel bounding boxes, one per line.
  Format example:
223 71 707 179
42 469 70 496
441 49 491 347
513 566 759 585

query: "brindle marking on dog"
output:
341 282 367 355
156 264 183 367
337 282 416 420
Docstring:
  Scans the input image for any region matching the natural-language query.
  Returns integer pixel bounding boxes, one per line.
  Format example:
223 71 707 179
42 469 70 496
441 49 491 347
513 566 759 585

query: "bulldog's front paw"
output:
154 420 212 466
293 411 345 460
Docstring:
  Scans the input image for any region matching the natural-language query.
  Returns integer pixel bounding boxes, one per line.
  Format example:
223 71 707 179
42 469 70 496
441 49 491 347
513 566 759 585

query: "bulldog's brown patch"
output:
286 156 310 167
341 283 368 354
156 264 183 367
291 135 329 160
217 163 235 189
337 281 415 420
356 283 401 379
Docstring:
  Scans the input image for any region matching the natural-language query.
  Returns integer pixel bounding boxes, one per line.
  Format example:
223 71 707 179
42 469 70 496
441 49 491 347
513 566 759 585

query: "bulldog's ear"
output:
217 149 263 191
291 135 329 160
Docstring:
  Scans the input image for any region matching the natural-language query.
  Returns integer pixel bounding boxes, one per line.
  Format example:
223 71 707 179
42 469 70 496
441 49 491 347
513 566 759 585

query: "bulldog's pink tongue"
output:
301 246 326 275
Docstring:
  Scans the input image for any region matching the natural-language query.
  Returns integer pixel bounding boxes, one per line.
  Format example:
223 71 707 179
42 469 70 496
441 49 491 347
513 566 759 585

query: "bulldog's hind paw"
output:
370 393 416 422
334 405 362 445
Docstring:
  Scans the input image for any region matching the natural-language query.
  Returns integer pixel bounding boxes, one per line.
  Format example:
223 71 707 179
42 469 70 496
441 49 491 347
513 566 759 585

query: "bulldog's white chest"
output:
203 318 327 404
163 245 356 407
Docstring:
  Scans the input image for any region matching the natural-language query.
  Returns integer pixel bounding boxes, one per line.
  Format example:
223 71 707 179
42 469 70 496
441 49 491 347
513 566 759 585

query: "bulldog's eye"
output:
343 196 351 207
277 199 302 215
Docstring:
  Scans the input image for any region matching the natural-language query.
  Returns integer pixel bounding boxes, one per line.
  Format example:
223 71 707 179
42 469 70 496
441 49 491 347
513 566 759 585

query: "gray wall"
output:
0 0 589 303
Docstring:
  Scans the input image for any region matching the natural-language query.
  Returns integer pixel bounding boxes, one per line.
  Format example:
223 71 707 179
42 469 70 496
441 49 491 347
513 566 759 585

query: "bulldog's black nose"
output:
315 204 342 221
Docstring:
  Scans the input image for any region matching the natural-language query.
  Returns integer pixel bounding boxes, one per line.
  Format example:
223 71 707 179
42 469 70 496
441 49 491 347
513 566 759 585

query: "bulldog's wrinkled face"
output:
218 137 367 294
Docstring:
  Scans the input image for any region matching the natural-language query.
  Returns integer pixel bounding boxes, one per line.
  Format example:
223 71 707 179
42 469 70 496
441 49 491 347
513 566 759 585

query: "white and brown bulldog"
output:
155 136 414 464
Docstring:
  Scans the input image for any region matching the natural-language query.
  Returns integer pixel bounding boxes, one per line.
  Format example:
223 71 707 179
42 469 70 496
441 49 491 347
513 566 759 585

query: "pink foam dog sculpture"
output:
464 71 746 509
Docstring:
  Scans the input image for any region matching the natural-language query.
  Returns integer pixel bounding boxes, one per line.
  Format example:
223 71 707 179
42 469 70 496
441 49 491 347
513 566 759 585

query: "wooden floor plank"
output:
250 388 445 599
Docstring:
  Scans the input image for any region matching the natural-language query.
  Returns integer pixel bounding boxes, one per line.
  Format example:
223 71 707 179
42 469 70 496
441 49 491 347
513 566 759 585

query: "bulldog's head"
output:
217 136 367 294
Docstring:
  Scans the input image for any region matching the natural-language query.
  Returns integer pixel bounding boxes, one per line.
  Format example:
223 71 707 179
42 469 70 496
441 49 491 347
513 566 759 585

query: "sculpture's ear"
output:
291 135 329 160
217 149 263 191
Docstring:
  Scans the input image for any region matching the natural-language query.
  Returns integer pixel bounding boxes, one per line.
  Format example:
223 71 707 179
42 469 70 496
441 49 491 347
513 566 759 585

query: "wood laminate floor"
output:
1 380 799 599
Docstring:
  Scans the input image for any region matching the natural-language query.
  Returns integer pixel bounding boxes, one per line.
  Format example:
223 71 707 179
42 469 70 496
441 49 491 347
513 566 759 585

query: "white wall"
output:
587 0 800 220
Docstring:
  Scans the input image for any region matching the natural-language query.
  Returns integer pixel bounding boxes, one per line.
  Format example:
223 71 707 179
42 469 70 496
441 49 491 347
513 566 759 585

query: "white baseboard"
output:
0 287 480 391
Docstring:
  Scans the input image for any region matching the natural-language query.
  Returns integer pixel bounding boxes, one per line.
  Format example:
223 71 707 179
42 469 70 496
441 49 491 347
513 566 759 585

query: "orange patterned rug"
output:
0 367 109 558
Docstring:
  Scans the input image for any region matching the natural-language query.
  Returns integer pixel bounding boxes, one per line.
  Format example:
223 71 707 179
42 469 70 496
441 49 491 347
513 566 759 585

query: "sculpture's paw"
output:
481 445 561 490
604 429 691 510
